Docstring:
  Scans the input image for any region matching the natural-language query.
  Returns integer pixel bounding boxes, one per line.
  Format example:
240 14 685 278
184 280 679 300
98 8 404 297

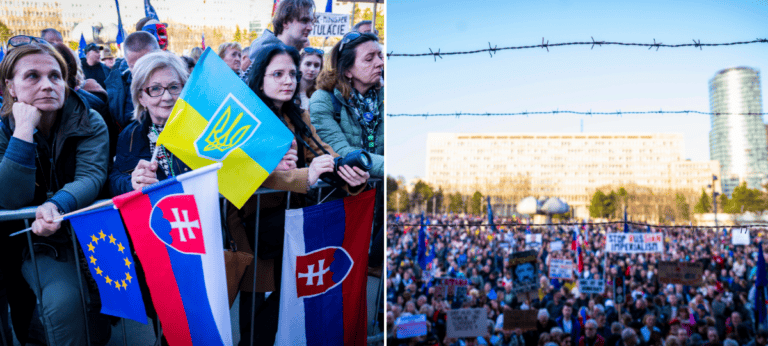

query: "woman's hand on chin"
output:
11 102 42 142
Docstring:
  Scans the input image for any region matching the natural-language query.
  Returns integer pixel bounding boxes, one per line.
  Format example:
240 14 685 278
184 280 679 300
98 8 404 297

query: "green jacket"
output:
309 88 384 178
0 92 109 213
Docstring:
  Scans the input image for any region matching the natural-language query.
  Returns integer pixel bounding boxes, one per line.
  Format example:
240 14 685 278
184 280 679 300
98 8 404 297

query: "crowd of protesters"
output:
387 212 768 346
0 0 384 344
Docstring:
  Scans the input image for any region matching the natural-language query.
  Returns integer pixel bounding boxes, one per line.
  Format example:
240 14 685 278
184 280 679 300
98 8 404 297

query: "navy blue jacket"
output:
105 58 134 130
557 315 582 346
109 117 191 196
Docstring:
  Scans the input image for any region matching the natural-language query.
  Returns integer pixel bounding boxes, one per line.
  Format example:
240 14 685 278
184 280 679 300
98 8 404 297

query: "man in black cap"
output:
81 43 110 89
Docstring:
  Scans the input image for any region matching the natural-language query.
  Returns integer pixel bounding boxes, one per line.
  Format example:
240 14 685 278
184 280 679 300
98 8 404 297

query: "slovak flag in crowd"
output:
113 163 232 346
277 190 375 346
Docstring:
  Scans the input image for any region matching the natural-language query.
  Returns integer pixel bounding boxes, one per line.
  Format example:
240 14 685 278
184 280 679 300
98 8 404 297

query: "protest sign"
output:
525 234 542 249
606 233 663 253
395 314 427 338
503 310 537 331
310 12 350 37
433 278 469 300
659 261 704 286
578 279 605 294
732 229 750 245
446 308 488 338
549 259 573 280
550 240 563 252
508 250 538 294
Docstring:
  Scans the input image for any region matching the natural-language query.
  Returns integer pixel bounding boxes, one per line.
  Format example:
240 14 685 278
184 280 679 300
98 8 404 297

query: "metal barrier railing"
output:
0 179 382 346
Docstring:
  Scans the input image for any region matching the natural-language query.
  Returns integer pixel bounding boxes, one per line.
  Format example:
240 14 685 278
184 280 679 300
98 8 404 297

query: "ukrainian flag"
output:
157 48 293 208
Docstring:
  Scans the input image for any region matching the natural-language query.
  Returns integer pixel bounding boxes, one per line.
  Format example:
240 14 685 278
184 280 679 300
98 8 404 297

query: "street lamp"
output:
709 175 719 228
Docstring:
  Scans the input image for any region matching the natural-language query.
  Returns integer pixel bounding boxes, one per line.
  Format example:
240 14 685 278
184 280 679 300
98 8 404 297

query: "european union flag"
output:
417 213 434 270
78 34 86 59
115 0 125 46
68 205 147 324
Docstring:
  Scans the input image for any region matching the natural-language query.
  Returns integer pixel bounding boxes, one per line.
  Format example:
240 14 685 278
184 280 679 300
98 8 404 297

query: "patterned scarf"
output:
347 88 380 152
148 123 173 178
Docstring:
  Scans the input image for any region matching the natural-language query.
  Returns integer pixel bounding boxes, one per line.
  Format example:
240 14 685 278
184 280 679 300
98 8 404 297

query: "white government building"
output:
425 133 720 219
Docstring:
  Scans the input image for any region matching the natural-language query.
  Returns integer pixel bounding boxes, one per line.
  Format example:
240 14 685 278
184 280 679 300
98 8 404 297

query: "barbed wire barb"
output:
541 37 549 52
590 36 604 50
428 48 442 62
387 51 393 60
488 42 498 57
649 38 662 51
693 39 702 50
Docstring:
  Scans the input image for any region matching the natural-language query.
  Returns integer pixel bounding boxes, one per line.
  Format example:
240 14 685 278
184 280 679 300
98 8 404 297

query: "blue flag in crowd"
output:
144 0 159 20
487 289 497 300
78 34 86 59
115 0 125 45
0 46 4 62
623 209 629 233
487 197 497 233
325 0 332 12
68 205 147 324
417 214 434 270
756 241 767 330
647 225 652 233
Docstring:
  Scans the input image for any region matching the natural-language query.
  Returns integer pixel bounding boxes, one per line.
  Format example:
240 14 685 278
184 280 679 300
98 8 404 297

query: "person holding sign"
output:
0 39 110 345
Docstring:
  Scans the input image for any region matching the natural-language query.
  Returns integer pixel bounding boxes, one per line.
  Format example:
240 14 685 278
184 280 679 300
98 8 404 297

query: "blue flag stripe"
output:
146 182 224 345
302 200 345 346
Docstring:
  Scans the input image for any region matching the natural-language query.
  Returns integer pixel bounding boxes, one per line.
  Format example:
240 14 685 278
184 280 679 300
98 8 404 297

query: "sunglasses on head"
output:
8 35 48 48
338 32 362 53
303 47 324 56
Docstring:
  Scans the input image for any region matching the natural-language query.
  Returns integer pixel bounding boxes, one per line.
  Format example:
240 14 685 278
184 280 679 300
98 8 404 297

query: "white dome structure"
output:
541 197 570 215
516 196 540 215
69 21 121 45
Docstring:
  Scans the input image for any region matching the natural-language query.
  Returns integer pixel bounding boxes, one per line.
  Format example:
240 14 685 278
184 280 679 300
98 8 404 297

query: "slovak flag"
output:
113 163 232 346
572 227 578 252
577 235 584 273
277 190 375 346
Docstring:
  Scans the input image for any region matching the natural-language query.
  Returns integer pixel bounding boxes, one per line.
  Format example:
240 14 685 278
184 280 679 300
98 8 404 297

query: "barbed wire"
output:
388 110 768 117
395 221 766 229
387 38 768 60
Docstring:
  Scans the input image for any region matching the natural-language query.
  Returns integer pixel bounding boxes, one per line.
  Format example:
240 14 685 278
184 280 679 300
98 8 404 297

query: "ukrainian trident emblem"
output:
195 93 261 161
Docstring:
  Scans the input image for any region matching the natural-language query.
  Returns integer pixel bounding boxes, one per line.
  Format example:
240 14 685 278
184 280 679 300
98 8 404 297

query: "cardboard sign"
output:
549 259 574 280
659 261 704 286
433 278 469 300
550 240 563 252
310 13 351 37
508 250 539 294
606 233 663 253
503 310 537 331
395 314 428 338
578 279 606 294
525 234 542 249
732 229 750 245
446 308 488 338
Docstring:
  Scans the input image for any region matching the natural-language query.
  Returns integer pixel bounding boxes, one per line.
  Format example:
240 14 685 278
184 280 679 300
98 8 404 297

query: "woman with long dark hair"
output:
232 42 369 345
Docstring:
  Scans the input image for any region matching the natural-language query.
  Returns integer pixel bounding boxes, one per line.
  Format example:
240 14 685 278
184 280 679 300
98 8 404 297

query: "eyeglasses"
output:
303 47 324 56
268 70 299 83
8 35 48 48
144 83 183 97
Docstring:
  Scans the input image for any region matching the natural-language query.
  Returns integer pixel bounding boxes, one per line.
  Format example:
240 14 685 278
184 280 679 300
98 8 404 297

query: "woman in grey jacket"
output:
0 39 110 345
309 31 384 178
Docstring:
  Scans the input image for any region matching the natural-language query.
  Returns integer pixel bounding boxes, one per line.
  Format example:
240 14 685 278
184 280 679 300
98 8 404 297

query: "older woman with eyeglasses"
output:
0 36 110 345
108 50 191 196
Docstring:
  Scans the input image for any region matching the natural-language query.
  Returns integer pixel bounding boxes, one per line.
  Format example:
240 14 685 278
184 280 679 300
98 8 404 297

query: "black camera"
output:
320 149 373 188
